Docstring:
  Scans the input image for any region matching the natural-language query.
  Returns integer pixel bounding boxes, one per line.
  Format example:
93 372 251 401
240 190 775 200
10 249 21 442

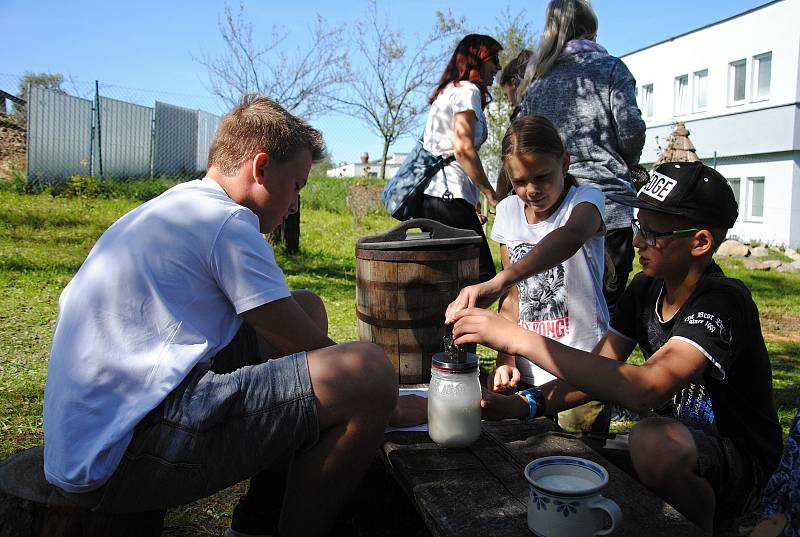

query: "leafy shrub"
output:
303 175 386 215
5 171 389 210
64 175 99 198
3 173 182 201
346 183 384 223
302 175 349 213
95 176 182 201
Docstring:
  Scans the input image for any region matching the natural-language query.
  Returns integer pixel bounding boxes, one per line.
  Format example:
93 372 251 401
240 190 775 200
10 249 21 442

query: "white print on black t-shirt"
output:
683 311 731 343
510 242 569 338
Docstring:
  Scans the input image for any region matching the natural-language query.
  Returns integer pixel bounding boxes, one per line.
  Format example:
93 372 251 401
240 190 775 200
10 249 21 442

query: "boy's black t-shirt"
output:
610 262 783 476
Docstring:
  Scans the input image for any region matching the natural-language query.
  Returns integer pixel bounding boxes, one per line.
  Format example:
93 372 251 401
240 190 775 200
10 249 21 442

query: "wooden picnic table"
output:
381 418 705 537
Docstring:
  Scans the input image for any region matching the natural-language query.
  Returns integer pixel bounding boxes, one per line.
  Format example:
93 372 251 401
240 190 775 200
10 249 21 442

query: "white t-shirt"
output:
491 185 609 385
43 178 290 493
422 81 488 206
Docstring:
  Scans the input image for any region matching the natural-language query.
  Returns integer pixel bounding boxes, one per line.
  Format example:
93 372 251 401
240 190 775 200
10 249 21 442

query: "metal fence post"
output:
95 81 103 178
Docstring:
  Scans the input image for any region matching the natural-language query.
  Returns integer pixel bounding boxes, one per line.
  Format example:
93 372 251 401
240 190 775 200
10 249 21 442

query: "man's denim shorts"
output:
60 323 320 512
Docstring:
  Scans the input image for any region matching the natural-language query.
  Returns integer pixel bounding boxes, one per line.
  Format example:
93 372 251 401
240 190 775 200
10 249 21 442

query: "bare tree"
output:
196 2 346 118
331 1 466 178
482 8 537 180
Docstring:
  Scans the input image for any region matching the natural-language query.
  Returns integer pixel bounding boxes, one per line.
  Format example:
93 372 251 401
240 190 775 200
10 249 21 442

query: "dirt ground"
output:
0 112 25 177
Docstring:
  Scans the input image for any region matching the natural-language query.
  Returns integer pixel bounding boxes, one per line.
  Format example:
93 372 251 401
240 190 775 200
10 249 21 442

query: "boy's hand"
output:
445 279 506 322
480 387 528 421
451 308 519 356
389 394 428 427
492 365 521 392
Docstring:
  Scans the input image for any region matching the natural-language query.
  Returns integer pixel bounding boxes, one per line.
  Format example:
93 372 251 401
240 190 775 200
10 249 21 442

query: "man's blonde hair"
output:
208 94 326 176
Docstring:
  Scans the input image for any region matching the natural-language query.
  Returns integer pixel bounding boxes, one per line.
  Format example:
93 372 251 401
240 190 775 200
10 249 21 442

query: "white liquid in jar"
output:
428 389 481 448
535 474 597 493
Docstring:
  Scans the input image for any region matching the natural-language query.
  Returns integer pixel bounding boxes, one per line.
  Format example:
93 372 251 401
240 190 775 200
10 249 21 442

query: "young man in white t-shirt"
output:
43 95 408 537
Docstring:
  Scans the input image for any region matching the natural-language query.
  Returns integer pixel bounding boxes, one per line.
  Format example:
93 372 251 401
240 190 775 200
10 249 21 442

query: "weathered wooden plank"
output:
382 420 706 537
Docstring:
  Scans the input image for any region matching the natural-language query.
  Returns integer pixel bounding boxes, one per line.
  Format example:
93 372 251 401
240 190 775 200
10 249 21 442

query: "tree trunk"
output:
283 206 300 254
268 197 301 255
0 446 165 537
380 139 391 179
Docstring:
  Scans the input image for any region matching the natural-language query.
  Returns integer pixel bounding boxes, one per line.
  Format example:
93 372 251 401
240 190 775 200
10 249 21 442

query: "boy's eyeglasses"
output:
631 219 699 246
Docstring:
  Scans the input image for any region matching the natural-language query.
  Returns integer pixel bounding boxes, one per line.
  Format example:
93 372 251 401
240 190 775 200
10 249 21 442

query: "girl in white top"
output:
446 115 609 431
413 34 503 282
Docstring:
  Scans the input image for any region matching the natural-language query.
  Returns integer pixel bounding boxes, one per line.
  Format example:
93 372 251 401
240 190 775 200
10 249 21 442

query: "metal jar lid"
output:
431 351 479 373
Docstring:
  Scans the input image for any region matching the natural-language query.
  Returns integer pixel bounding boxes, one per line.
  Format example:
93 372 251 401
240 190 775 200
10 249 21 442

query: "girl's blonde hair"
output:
501 115 578 189
503 115 616 290
520 0 598 91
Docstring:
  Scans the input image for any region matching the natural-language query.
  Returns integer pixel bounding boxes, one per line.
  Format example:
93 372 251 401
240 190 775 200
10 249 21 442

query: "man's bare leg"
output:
278 341 397 537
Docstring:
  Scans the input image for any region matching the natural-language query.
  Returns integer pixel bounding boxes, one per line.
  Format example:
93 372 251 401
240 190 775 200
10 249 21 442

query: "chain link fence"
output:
0 73 229 184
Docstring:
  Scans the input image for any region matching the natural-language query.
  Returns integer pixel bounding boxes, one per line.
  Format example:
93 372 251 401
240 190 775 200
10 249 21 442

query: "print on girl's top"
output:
491 185 609 385
510 242 569 338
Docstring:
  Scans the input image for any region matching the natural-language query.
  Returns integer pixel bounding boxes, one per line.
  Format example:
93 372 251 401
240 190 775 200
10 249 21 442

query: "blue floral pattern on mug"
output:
555 499 580 517
530 489 551 511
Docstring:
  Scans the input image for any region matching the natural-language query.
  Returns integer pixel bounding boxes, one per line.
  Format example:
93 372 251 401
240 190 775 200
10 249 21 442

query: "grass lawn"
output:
0 180 798 535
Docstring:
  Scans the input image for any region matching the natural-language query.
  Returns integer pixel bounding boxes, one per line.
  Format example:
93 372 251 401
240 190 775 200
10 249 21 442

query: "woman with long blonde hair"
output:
518 0 645 317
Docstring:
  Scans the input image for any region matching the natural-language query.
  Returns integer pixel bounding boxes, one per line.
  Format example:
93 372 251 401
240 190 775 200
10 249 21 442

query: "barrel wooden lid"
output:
356 218 481 251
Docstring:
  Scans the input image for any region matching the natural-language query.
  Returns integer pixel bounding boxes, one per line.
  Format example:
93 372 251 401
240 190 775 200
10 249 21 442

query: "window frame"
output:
745 176 765 222
727 177 742 221
728 59 748 106
674 74 689 116
640 83 654 118
693 69 708 112
751 52 772 102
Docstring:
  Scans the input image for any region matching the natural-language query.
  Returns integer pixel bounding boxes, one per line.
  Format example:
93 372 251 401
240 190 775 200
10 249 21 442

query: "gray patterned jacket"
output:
519 50 646 230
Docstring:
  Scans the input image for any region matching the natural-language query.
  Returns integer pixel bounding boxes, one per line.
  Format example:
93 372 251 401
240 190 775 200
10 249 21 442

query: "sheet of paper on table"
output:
385 387 428 433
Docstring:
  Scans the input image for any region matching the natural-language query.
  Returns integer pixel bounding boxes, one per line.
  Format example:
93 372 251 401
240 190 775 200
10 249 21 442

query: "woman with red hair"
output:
414 34 503 282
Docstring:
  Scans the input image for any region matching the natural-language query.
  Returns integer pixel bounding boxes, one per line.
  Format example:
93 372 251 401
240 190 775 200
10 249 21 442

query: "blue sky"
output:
1 0 769 165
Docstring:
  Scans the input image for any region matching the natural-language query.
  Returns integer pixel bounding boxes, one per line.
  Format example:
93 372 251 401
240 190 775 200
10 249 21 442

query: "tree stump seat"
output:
0 446 165 537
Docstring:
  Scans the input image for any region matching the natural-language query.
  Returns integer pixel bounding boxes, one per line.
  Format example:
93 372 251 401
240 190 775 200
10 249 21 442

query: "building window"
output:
693 70 708 111
728 178 741 208
674 75 689 115
752 52 772 100
640 84 653 117
728 59 747 105
746 176 765 221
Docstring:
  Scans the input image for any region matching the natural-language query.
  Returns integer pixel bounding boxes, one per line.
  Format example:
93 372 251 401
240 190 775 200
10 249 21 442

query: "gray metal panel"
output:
196 110 221 173
153 101 198 176
27 86 93 182
95 96 152 178
640 103 800 164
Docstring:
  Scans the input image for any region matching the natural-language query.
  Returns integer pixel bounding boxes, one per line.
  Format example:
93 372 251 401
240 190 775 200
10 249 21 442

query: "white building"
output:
621 0 800 247
326 152 409 179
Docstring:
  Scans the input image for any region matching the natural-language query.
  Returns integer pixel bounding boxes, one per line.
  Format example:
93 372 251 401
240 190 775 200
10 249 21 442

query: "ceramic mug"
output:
524 456 622 537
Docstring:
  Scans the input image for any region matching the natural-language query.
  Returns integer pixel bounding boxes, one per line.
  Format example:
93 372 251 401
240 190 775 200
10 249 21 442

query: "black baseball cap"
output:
608 161 738 228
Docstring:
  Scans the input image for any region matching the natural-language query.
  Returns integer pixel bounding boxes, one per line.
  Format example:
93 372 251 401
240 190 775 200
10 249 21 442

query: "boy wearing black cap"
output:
447 161 783 532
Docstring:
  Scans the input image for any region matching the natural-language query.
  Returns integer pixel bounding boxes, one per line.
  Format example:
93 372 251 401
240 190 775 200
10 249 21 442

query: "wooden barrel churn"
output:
355 219 481 384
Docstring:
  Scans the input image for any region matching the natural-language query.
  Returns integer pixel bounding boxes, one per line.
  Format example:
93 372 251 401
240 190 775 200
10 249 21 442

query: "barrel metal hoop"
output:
356 309 443 329
355 279 459 292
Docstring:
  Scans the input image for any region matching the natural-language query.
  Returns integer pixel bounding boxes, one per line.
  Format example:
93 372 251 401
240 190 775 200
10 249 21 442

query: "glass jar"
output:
427 351 482 448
